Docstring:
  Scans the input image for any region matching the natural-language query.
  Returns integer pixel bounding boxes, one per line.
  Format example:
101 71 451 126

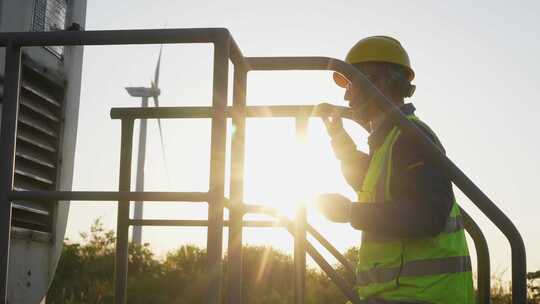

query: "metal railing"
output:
0 28 526 304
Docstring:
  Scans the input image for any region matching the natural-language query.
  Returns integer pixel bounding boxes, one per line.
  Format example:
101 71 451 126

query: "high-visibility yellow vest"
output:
355 115 474 304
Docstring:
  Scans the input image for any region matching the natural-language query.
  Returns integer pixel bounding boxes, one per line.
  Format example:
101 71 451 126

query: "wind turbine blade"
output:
152 94 171 186
154 45 162 88
152 95 164 147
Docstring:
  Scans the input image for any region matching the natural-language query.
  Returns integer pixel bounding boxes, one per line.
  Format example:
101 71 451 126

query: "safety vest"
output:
355 115 474 304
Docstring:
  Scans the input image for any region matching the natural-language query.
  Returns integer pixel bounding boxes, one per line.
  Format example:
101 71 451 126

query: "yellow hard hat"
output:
333 36 414 88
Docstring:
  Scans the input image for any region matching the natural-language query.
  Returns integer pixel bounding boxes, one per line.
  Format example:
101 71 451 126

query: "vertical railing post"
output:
461 209 491 304
207 33 230 304
294 116 308 304
114 119 134 304
0 43 22 304
227 66 247 303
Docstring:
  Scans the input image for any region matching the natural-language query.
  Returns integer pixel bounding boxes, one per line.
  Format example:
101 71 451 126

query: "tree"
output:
49 219 537 303
48 219 164 304
161 245 207 304
528 271 540 304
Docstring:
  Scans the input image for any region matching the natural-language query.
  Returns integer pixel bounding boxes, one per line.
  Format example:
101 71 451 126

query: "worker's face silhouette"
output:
344 63 389 125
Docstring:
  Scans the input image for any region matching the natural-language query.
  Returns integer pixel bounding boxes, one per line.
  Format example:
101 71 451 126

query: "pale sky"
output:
67 0 540 281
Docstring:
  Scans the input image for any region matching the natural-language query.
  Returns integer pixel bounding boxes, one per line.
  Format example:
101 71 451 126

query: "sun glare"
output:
243 119 347 220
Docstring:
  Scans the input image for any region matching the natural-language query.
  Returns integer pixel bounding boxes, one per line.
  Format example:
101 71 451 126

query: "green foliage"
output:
48 219 539 304
237 245 294 303
528 271 540 303
48 219 116 303
160 245 208 303
489 270 540 304
490 273 512 304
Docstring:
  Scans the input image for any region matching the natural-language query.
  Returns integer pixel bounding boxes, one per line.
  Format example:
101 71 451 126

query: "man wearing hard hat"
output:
316 36 474 303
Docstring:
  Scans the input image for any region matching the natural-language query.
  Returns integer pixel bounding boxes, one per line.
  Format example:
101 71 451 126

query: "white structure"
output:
0 0 87 303
125 47 164 245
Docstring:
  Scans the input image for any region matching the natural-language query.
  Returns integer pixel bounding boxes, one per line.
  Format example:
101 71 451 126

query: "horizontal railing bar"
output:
110 105 354 120
0 28 230 47
247 56 344 71
128 219 287 227
243 204 281 216
9 190 210 202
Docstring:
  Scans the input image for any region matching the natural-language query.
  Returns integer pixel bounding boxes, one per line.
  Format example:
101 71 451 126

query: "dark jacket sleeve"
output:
349 123 454 238
330 131 370 191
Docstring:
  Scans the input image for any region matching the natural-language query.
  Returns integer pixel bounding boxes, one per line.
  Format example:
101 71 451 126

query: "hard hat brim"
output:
333 72 349 88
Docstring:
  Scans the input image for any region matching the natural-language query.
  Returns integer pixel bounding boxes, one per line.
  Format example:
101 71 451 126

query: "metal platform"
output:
0 28 527 304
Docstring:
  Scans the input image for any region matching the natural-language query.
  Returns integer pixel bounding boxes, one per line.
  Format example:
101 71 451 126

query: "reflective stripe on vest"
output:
357 255 472 286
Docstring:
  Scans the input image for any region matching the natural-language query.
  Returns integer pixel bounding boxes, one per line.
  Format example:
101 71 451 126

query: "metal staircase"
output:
0 28 526 304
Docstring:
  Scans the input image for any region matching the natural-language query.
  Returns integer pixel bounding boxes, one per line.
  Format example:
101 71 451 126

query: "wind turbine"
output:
125 45 168 245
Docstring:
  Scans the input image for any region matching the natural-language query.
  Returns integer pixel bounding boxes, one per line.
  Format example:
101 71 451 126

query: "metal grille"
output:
0 58 65 233
32 0 68 55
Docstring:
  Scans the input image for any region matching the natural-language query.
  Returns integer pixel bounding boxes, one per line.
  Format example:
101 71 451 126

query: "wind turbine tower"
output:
125 46 166 245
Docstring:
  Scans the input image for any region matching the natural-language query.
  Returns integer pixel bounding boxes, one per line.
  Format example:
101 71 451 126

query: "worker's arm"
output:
319 105 370 190
349 124 453 238
330 130 370 191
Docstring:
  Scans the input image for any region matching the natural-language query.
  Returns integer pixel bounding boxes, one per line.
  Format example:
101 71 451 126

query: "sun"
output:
242 119 351 219
239 118 362 257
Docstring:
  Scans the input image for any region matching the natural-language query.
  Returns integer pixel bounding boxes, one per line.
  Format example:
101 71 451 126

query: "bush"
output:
47 219 539 303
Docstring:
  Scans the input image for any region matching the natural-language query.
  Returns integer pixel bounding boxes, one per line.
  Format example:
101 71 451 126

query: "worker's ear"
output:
386 64 415 98
404 83 416 98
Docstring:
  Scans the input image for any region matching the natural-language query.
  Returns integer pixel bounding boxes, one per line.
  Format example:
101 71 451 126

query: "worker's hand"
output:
315 193 352 223
316 103 345 138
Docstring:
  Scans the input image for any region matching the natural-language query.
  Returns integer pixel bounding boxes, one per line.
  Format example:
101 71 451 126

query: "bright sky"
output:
67 0 540 280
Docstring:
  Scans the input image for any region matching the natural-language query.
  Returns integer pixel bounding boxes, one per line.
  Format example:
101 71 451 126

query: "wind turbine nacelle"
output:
125 86 160 98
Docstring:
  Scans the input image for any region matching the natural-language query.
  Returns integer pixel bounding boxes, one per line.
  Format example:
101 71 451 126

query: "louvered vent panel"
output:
1 60 66 233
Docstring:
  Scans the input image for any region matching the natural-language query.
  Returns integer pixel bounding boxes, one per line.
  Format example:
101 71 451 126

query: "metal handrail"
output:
9 190 211 202
306 224 356 283
461 208 491 304
5 187 491 303
109 104 500 303
0 28 526 304
110 104 354 120
109 104 497 298
7 190 491 302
